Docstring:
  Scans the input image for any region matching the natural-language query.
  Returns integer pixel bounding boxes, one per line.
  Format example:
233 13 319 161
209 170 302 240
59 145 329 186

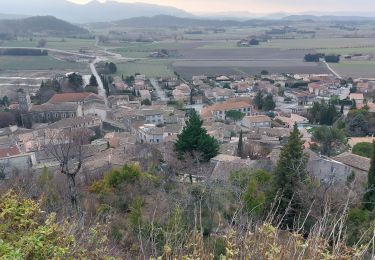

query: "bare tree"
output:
43 128 91 216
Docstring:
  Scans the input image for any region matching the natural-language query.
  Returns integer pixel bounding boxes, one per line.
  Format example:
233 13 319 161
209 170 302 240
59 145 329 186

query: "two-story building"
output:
135 124 164 144
142 109 164 125
201 100 253 121
48 92 108 120
30 103 83 123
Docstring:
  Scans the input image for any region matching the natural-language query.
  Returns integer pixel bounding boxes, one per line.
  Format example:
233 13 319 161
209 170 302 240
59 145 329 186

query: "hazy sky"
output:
68 0 375 13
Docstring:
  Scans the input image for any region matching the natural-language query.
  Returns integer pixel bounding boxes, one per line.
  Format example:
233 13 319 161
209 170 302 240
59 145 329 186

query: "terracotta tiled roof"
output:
333 152 370 172
31 103 79 112
211 101 251 111
47 116 100 129
243 115 271 123
48 93 99 103
349 93 364 100
0 146 20 158
201 100 252 118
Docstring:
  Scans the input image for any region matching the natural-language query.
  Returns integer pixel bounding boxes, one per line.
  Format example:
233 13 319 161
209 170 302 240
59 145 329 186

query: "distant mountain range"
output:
282 15 375 21
1 0 375 24
1 0 192 23
0 13 29 20
0 16 89 36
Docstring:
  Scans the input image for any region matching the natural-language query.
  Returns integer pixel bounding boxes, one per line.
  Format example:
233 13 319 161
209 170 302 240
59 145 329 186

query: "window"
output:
156 139 159 143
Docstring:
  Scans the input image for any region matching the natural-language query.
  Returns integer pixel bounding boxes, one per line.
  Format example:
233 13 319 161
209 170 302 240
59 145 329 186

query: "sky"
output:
68 0 375 14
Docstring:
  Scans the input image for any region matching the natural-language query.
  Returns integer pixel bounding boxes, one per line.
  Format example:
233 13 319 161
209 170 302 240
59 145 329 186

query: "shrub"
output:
352 142 373 158
90 164 142 193
0 191 113 259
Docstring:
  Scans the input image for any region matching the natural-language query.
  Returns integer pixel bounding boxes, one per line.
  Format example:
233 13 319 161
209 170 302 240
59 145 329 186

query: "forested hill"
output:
0 16 89 36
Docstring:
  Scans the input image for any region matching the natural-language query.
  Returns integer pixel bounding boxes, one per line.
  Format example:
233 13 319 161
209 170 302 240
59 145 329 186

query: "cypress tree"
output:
254 91 264 110
89 74 98 87
238 130 244 158
272 124 308 228
363 141 375 211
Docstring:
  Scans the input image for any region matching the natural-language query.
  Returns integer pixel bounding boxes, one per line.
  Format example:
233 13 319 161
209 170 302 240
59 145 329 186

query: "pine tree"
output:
272 124 308 228
175 111 219 162
238 130 244 158
363 141 375 211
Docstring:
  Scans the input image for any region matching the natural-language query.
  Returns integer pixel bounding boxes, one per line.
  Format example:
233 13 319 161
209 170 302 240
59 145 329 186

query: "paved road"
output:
150 78 169 102
90 58 108 108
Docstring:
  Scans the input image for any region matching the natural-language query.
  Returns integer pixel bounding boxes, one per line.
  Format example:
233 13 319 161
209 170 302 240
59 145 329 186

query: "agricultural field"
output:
173 60 329 78
257 37 375 50
0 37 97 52
177 48 309 60
109 49 150 58
0 55 88 71
318 47 375 56
331 60 375 78
181 27 265 41
115 59 174 78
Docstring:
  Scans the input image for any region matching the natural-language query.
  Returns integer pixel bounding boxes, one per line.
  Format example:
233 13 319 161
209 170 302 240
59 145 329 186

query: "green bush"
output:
352 142 373 158
90 164 142 193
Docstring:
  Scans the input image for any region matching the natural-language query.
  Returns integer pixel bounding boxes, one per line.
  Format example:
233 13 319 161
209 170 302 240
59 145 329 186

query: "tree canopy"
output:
175 111 219 162
226 110 245 122
308 101 338 125
254 91 275 111
312 126 346 156
89 74 98 87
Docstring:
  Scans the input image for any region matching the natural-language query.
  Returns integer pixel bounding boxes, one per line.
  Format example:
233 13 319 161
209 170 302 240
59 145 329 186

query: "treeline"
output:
97 62 117 75
0 48 48 56
254 91 276 111
307 101 339 125
304 53 340 63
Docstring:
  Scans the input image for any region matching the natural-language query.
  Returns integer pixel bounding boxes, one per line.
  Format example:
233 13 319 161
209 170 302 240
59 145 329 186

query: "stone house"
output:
241 115 272 128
